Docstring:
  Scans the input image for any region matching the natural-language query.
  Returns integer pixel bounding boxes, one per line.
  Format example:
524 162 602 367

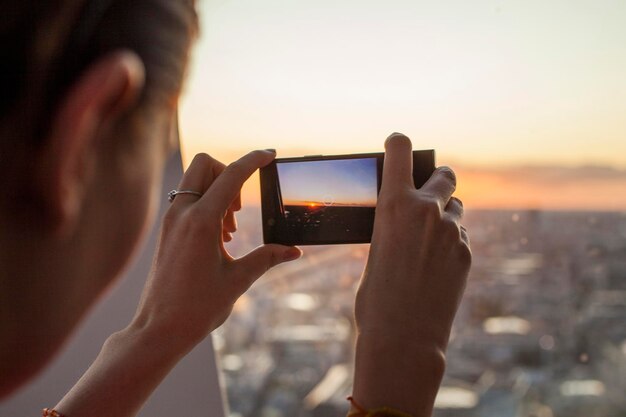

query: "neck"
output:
0 220 96 399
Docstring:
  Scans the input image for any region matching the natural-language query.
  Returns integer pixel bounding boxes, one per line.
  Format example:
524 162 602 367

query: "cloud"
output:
458 164 626 185
452 163 626 211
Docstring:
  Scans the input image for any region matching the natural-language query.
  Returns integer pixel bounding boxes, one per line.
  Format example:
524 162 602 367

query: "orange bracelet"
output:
347 396 414 417
42 408 65 417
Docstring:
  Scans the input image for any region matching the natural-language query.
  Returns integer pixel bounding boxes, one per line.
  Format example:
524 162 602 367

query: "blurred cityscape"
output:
217 208 626 417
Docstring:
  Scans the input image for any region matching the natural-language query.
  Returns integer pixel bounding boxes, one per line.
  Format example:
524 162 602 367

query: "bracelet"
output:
42 408 65 417
347 396 414 417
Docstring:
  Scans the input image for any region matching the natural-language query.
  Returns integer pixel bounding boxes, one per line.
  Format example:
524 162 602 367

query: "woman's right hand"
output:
132 150 302 351
351 133 471 417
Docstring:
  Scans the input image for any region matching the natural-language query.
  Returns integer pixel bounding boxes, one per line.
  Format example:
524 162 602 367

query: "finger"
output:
172 153 225 208
420 166 457 205
201 149 276 214
381 133 414 193
223 209 237 233
445 196 464 220
231 245 302 291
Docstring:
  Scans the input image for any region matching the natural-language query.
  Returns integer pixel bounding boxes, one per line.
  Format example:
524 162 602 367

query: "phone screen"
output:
275 157 379 243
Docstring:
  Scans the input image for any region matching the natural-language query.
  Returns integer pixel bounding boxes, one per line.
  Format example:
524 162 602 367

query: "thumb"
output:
233 244 302 288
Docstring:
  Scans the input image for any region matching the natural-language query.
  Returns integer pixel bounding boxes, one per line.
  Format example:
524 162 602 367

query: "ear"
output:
37 50 145 236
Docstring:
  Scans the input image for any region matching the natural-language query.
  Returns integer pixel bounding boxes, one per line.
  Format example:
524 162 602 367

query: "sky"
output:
178 0 626 210
276 158 378 207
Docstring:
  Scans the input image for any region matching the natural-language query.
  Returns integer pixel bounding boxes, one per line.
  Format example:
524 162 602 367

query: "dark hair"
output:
0 0 198 187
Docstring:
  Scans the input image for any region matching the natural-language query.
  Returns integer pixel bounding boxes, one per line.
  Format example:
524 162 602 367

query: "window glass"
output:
180 1 626 416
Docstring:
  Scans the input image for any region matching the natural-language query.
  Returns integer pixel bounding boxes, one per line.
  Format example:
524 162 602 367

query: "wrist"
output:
351 332 446 417
354 330 447 379
129 299 213 353
121 314 197 362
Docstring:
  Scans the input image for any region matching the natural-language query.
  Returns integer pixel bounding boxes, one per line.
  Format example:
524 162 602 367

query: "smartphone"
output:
259 150 435 245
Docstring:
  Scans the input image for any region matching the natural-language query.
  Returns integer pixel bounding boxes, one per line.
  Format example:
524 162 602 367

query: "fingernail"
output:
387 132 406 140
264 148 276 154
385 132 411 149
438 166 456 183
282 247 302 261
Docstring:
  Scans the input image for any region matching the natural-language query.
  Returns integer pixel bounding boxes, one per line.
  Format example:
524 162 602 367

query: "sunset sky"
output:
277 158 378 207
178 0 626 211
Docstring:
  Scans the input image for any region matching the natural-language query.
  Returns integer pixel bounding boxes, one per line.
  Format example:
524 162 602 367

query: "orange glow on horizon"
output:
180 148 626 212
446 168 626 212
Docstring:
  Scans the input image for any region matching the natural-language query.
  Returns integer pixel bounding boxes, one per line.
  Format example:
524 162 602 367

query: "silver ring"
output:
168 189 203 203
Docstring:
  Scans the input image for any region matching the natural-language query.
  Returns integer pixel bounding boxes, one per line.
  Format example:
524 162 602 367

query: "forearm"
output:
55 320 192 417
350 333 446 417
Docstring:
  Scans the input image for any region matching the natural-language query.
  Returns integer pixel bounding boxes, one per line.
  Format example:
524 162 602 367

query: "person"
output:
0 1 471 416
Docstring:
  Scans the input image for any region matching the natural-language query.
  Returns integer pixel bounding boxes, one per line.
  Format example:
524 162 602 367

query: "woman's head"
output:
1 0 197 138
0 0 199 397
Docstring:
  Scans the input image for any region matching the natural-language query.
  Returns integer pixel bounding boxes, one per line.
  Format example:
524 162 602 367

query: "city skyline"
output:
216 207 626 417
